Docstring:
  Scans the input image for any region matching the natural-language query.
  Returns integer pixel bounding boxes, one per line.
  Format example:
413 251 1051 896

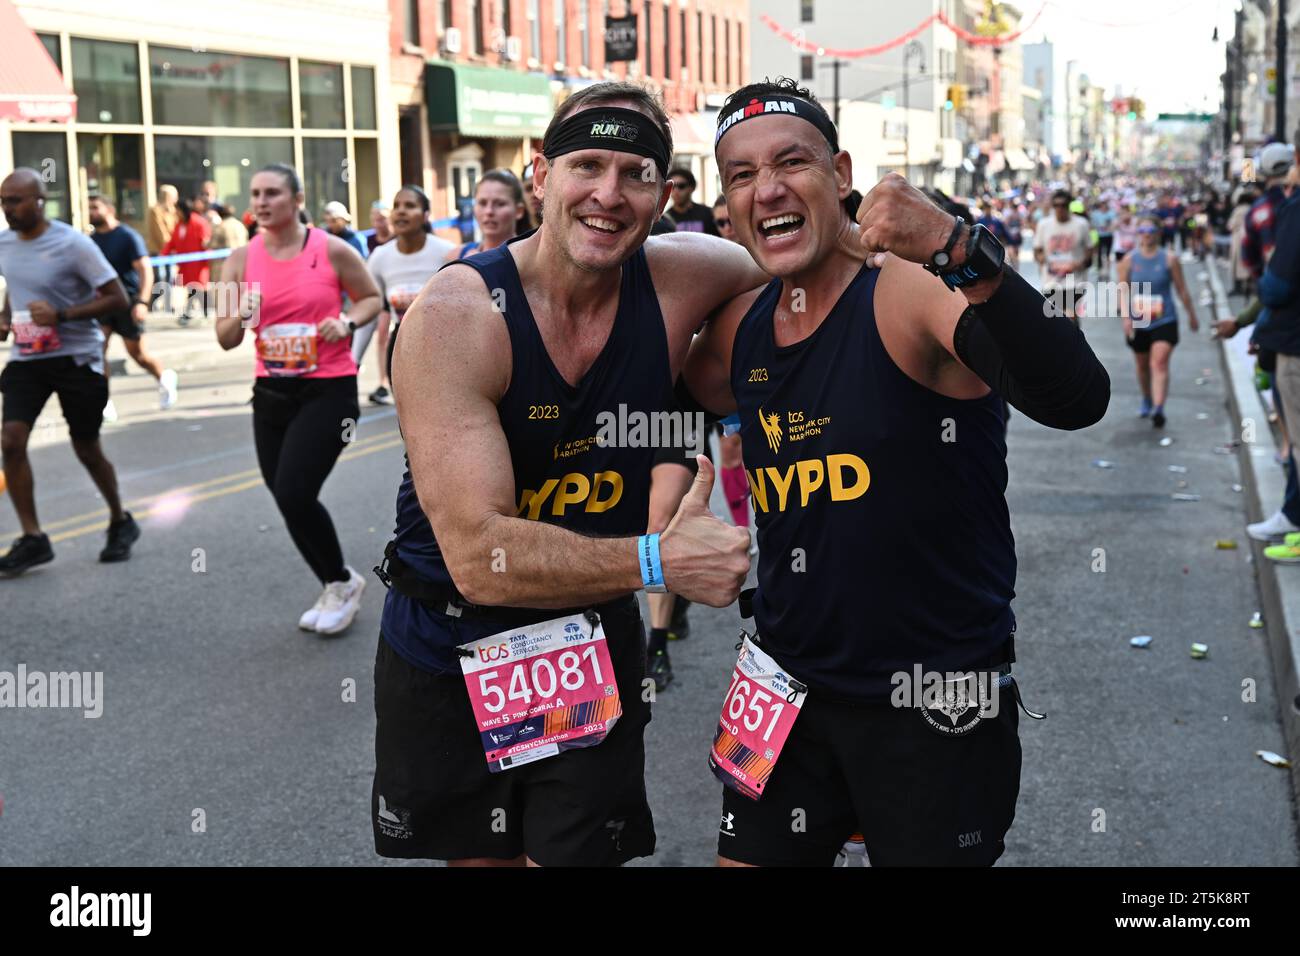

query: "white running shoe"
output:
159 368 179 410
315 566 366 635
1247 510 1300 542
102 399 119 423
298 584 332 631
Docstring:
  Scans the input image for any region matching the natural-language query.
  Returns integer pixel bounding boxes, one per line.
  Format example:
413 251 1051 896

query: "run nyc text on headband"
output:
714 95 840 153
542 106 672 180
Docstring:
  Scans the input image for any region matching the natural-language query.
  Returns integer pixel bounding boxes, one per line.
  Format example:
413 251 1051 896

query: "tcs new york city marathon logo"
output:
749 407 869 514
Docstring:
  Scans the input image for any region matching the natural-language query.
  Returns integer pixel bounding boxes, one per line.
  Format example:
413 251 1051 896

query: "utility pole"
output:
902 41 924 181
1279 0 1288 143
819 58 845 131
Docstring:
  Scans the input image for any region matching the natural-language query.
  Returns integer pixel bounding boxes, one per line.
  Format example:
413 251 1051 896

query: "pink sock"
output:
720 465 750 528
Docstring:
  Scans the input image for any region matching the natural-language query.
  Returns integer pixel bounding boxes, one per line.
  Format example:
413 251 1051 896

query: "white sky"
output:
1020 0 1240 115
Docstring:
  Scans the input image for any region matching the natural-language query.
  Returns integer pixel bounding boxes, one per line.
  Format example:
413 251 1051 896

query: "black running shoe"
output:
99 512 141 563
668 596 691 641
648 648 674 693
369 386 394 406
1152 411 1166 429
0 533 54 576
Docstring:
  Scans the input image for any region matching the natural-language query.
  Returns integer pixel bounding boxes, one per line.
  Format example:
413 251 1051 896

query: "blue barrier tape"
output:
148 248 233 267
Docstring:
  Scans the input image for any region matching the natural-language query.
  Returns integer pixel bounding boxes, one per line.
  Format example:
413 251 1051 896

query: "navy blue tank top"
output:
731 264 1017 702
381 239 671 673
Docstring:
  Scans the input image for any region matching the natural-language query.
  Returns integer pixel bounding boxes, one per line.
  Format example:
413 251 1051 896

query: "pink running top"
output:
244 227 358 379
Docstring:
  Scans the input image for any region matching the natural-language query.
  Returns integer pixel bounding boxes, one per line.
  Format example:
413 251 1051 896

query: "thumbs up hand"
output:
659 455 752 607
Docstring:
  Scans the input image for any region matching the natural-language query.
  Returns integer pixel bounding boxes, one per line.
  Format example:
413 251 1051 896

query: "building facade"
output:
389 0 749 237
1 0 398 238
748 0 963 192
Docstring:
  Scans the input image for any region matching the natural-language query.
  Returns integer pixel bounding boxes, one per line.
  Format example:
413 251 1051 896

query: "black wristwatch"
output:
345 319 358 334
133 298 149 307
55 308 67 324
935 223 1006 290
923 216 965 275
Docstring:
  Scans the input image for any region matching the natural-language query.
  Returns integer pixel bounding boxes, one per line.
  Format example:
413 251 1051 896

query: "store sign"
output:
426 61 551 138
605 15 638 62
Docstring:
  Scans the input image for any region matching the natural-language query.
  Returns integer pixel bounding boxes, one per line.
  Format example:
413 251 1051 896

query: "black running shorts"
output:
100 310 143 341
1 356 108 440
372 596 656 866
1126 322 1179 353
717 678 1022 867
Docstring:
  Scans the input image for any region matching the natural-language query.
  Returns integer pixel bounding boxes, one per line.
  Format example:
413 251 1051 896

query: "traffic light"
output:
947 84 967 112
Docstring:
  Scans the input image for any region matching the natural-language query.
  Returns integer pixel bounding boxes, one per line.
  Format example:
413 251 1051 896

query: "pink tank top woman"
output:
243 227 358 379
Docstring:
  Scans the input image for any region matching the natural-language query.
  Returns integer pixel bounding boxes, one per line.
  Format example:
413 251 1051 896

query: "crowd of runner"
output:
6 73 1294 867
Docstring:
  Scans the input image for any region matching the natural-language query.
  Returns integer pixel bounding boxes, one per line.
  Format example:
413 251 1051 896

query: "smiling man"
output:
372 82 765 867
683 78 1110 867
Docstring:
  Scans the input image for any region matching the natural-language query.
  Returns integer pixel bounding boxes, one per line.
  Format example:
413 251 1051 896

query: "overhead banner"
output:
605 15 638 62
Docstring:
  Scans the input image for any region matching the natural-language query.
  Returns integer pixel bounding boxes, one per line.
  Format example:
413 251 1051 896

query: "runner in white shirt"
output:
356 186 456 405
1033 189 1094 325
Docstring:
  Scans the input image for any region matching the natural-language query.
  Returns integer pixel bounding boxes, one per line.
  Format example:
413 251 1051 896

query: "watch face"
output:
934 251 951 267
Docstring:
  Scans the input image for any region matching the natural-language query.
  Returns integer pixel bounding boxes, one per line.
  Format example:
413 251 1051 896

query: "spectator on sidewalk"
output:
1245 182 1300 551
161 196 213 325
666 168 719 235
367 200 392 255
146 184 180 312
209 203 249 284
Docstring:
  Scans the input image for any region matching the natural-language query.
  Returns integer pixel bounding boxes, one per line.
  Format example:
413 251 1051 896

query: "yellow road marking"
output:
5 434 405 545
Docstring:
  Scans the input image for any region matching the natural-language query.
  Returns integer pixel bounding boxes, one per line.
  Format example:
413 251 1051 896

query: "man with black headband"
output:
683 78 1110 867
372 82 768 867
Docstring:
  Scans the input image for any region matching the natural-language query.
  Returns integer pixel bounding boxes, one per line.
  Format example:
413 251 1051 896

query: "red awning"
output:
0 0 75 123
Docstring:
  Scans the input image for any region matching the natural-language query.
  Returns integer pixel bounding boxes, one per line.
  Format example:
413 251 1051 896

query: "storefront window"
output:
38 33 61 74
12 132 71 223
78 133 146 234
351 66 376 130
352 139 381 225
154 135 293 213
300 61 345 130
302 137 349 220
150 46 291 128
72 38 142 125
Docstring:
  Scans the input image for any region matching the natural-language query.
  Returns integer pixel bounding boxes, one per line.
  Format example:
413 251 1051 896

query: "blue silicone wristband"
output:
638 532 665 590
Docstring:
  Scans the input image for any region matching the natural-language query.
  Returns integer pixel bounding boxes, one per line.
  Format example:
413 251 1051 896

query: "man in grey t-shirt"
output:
0 168 139 575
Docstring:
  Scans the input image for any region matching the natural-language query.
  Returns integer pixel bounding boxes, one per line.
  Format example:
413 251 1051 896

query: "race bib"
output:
458 611 621 772
708 635 807 801
11 310 61 356
387 282 424 321
257 322 318 377
1131 294 1164 321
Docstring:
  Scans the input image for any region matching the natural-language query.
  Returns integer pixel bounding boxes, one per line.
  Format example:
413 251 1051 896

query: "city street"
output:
1 255 1295 867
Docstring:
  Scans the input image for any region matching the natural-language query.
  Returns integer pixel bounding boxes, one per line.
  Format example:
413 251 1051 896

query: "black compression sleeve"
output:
674 376 726 424
952 265 1111 430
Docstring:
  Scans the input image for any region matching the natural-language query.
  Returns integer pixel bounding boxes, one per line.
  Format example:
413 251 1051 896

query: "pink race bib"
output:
459 611 621 772
11 310 61 356
709 636 807 800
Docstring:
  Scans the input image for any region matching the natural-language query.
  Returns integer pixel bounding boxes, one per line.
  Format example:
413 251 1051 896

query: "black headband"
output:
542 106 672 180
714 95 839 153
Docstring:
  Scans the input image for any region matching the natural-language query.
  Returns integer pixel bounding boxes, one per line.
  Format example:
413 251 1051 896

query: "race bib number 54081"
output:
458 611 621 772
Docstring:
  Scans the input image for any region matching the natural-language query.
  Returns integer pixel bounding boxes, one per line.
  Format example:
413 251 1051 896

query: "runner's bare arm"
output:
325 235 381 328
132 256 152 307
682 287 763 416
215 245 248 350
0 293 9 339
645 233 768 375
1168 254 1199 330
394 267 645 609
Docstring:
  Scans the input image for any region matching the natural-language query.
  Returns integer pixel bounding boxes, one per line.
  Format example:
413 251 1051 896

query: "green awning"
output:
425 61 551 139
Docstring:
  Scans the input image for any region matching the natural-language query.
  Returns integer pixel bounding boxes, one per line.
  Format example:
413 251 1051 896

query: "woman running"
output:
451 169 527 260
1119 215 1200 428
357 185 456 404
215 163 381 634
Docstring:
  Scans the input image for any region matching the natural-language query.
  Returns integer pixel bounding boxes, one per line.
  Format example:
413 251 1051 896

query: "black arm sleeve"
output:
952 265 1111 431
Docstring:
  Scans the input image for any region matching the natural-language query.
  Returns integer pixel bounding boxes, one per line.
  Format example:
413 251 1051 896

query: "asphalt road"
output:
0 256 1295 866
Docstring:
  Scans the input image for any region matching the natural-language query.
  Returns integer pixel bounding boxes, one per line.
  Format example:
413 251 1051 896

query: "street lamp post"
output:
903 40 925 181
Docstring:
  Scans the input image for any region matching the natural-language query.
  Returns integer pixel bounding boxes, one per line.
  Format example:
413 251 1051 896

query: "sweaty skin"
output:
394 104 768 610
